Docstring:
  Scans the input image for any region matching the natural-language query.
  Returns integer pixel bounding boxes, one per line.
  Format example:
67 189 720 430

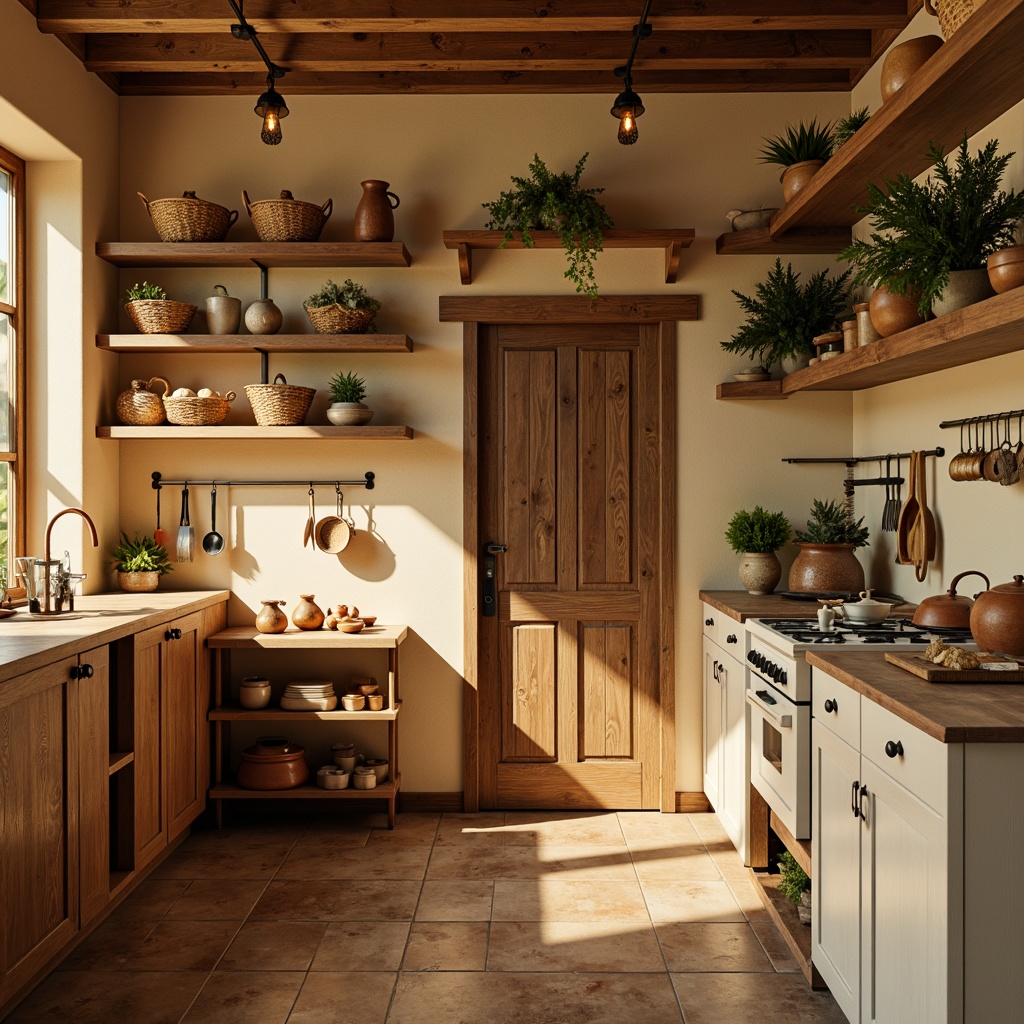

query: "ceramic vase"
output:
788 543 865 594
868 285 925 337
292 594 325 630
244 297 283 335
780 160 824 203
738 552 782 596
353 180 400 242
931 268 994 317
880 35 943 101
326 401 374 426
206 286 242 334
255 599 288 633
117 570 159 593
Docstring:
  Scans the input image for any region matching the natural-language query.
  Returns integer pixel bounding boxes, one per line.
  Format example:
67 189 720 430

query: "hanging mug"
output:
353 180 400 242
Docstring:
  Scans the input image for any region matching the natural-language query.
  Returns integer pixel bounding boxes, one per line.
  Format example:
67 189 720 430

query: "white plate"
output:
280 695 338 711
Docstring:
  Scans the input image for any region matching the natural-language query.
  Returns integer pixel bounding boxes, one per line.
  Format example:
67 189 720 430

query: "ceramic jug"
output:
256 600 288 633
353 180 400 242
206 284 241 334
292 594 325 631
817 606 835 632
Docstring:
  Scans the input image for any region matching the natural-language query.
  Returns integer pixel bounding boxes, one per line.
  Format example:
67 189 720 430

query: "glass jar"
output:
813 331 844 362
854 301 881 345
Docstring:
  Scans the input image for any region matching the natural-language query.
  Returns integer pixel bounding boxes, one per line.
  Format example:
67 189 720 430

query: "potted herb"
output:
776 851 812 925
482 152 613 297
720 258 852 374
833 107 870 149
759 118 835 203
304 278 381 334
725 506 791 595
838 135 1024 322
326 370 372 426
124 281 197 334
112 532 172 593
790 498 869 594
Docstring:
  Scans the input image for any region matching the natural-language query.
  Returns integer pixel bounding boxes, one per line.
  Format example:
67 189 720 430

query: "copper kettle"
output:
912 570 989 629
970 574 1024 656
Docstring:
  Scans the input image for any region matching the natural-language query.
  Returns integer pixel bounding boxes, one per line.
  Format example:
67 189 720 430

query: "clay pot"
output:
738 551 782 596
880 35 943 102
780 160 825 204
353 180 400 242
970 574 1024 656
116 376 170 426
931 268 994 317
244 297 283 335
987 247 1024 294
256 599 288 633
117 570 160 593
206 285 242 334
788 543 865 594
292 594 325 630
869 285 925 337
236 742 309 790
913 570 990 629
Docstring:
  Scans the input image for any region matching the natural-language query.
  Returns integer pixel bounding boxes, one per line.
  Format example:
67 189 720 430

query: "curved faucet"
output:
44 507 99 563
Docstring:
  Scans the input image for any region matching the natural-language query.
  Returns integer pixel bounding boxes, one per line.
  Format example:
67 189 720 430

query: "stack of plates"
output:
280 680 337 711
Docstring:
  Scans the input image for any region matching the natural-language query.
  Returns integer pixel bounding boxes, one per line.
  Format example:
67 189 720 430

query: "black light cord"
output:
226 0 286 79
615 0 654 90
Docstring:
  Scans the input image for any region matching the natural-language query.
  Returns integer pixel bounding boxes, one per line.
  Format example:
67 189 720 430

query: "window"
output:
0 144 25 583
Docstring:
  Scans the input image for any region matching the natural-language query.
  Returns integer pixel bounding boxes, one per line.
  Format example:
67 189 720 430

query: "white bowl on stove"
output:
835 590 892 625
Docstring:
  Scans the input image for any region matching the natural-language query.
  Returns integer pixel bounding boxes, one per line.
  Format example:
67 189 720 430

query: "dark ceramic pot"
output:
788 543 865 594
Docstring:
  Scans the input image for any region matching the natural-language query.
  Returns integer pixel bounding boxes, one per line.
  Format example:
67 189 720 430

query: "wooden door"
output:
478 322 669 809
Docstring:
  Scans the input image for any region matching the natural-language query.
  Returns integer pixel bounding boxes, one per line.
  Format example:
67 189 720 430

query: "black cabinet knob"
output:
824 698 837 713
165 627 182 641
726 634 738 644
705 618 714 627
884 740 904 759
81 664 93 679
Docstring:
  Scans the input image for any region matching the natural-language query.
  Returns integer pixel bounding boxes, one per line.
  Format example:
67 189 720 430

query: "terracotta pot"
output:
912 570 990 629
326 401 374 426
987 247 1024 294
255 599 288 633
236 742 309 790
353 179 400 242
931 268 994 317
780 160 825 204
788 543 865 593
880 35 943 102
738 551 782 596
869 285 925 337
970 574 1024 656
292 594 325 630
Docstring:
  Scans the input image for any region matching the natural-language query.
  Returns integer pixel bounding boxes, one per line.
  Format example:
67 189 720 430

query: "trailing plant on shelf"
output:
482 152 614 297
720 258 852 370
326 370 373 426
833 107 870 148
304 279 381 334
837 135 1024 317
725 506 791 554
795 498 869 548
759 118 835 166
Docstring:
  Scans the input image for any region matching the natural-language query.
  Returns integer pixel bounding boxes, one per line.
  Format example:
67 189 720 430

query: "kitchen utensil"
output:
154 485 170 549
176 484 194 562
835 589 893 624
896 451 918 564
303 486 315 549
970 574 1024 656
202 484 225 555
908 450 936 582
314 485 355 554
912 570 990 628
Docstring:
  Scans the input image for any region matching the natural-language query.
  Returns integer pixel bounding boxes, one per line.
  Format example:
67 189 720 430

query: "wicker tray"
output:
304 303 377 334
924 0 986 38
245 373 315 426
126 299 197 334
163 390 236 426
243 190 333 242
138 191 238 242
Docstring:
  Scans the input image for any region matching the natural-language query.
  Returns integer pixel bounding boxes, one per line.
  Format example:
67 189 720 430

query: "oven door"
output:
746 684 811 840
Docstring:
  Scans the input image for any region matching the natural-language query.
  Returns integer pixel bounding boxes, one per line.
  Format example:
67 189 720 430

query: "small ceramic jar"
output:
366 693 384 711
316 765 335 788
238 676 271 709
333 755 357 773
332 741 355 757
323 768 351 790
244 297 283 335
255 600 288 633
841 319 858 352
814 331 844 362
341 694 366 711
364 758 389 783
853 302 881 345
352 765 377 790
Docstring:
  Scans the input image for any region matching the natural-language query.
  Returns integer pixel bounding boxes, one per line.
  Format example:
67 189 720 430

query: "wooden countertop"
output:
700 590 917 622
0 590 230 683
806 649 1024 744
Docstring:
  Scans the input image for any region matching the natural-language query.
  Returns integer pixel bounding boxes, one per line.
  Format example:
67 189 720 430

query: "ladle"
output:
203 484 224 555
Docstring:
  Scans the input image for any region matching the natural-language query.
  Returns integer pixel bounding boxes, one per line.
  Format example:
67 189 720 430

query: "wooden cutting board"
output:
885 651 1024 683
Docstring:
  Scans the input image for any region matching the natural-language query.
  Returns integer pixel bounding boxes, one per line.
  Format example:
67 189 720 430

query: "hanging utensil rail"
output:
782 448 944 463
151 471 375 490
938 408 1024 430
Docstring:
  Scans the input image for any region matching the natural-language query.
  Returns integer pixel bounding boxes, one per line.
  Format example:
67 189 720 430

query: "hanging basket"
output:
245 373 316 426
126 299 197 334
242 190 333 242
163 391 236 426
924 0 986 38
303 303 377 334
138 191 238 242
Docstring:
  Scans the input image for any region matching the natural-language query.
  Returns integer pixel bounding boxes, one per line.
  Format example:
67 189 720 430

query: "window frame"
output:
0 142 26 573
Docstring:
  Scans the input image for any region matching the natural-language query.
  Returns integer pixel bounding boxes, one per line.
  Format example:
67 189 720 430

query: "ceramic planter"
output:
326 401 374 426
117 570 159 593
788 543 865 593
780 160 824 204
931 268 994 317
738 551 782 596
868 285 925 337
988 247 1024 294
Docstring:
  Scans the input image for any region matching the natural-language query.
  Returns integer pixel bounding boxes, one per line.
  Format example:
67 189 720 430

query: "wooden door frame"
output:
440 294 699 813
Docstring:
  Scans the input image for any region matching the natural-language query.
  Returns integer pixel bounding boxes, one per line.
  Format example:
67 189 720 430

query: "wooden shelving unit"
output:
96 241 412 268
209 704 401 723
97 334 413 354
442 228 695 285
715 226 851 256
97 425 414 439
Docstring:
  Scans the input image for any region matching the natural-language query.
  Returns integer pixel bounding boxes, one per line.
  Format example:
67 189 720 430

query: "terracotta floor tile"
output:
152 838 296 880
533 845 637 881
121 918 241 971
58 916 158 971
364 812 440 845
488 921 665 972
492 879 649 923
640 880 746 924
500 811 627 847
286 971 396 1024
687 814 732 845
617 813 701 847
180 970 305 1024
402 921 489 971
415 879 494 921
310 921 411 971
278 841 430 880
750 920 801 973
656 922 775 972
387 971 685 1024
631 845 723 882
671 972 847 1022
726 875 772 922
164 878 269 920
123 878 193 915
218 919 328 971
434 812 509 845
251 879 421 921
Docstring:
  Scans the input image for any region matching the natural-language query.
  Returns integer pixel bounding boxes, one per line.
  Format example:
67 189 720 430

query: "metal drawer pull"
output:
746 689 792 728
884 739 904 759
851 779 860 817
859 784 868 820
165 627 182 641
823 697 838 713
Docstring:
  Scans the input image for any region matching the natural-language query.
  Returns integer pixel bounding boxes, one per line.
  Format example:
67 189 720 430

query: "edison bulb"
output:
617 112 639 146
261 110 282 146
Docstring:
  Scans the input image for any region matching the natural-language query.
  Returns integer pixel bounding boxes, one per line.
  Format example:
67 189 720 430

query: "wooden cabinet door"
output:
702 636 723 813
129 621 166 870
0 656 79 1007
163 612 203 842
719 645 748 862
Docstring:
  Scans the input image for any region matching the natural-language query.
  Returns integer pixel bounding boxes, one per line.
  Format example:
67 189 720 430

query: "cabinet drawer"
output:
812 668 860 749
701 602 742 653
861 697 948 815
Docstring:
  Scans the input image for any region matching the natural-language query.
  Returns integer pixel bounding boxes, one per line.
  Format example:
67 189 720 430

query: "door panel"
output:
580 623 633 759
503 623 557 761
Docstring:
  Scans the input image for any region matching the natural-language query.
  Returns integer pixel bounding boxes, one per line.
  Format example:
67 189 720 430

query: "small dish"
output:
360 615 377 627
364 758 389 783
341 694 366 711
337 619 365 633
366 694 384 711
733 371 771 382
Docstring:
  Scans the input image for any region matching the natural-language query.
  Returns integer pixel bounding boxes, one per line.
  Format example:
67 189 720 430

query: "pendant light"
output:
227 0 290 146
611 0 653 146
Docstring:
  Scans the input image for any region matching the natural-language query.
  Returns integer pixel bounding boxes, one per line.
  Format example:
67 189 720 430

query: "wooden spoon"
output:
303 487 315 548
895 450 918 564
914 450 936 581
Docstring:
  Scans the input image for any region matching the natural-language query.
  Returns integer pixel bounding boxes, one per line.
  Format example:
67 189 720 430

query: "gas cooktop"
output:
751 617 975 648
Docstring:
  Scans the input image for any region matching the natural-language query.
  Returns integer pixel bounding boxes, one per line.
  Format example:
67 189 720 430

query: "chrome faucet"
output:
39 507 99 614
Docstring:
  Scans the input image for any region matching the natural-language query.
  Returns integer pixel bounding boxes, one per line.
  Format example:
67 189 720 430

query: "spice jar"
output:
813 331 844 362
841 319 858 352
854 302 881 345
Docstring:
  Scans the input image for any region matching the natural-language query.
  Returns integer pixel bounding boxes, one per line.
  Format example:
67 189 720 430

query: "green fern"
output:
725 507 791 554
759 119 835 166
833 107 870 148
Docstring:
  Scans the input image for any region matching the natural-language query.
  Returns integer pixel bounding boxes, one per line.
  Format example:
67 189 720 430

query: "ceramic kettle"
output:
970 575 1024 656
912 570 989 629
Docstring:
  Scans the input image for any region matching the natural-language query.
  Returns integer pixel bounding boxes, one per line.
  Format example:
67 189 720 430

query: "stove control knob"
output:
746 651 757 665
767 660 777 678
778 669 788 686
771 665 783 682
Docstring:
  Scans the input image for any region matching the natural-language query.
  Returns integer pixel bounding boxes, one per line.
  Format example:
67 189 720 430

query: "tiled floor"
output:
3 810 847 1024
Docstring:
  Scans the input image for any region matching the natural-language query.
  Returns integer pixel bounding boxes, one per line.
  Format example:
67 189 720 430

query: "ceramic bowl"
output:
366 694 384 711
987 247 1024 294
322 768 351 790
337 619 365 634
341 694 366 711
352 766 377 790
727 208 778 232
360 615 377 627
333 755 357 773
364 758 389 783
356 682 379 696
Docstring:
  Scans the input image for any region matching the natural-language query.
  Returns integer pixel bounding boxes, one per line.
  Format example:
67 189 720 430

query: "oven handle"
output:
746 689 793 728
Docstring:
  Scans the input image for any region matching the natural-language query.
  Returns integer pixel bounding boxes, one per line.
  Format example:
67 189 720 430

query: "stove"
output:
751 617 974 649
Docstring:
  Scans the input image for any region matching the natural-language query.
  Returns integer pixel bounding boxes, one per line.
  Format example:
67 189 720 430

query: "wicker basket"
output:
924 0 986 37
245 373 315 426
304 303 377 334
243 190 333 242
116 376 170 425
163 390 236 426
138 191 238 242
126 299 197 334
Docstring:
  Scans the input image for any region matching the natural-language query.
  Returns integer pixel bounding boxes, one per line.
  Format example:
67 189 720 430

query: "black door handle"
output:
884 740 904 759
851 779 860 818
482 543 507 617
165 627 182 641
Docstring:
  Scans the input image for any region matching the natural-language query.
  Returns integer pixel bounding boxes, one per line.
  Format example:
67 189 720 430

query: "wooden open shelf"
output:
715 226 852 256
108 751 133 775
97 425 414 439
442 229 695 285
210 776 400 801
750 869 822 989
96 241 412 268
209 702 401 723
97 334 413 353
208 625 408 649
717 288 1024 399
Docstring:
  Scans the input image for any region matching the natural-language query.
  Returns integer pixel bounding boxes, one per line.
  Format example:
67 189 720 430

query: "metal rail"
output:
151 471 375 490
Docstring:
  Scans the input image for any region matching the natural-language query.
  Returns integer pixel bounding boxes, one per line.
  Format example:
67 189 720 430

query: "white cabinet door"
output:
719 646 748 863
812 718 862 1024
702 635 723 813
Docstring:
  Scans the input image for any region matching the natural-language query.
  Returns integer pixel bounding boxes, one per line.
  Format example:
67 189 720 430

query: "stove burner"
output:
755 616 973 647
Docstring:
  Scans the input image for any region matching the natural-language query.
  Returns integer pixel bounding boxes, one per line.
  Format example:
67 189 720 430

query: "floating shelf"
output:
716 379 786 400
97 425 414 439
95 241 412 268
209 704 401 722
715 226 852 256
441 229 695 285
207 625 408 649
97 334 413 353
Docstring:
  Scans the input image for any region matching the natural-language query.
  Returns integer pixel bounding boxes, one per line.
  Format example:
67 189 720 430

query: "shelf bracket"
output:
255 260 269 300
665 239 682 284
456 243 472 285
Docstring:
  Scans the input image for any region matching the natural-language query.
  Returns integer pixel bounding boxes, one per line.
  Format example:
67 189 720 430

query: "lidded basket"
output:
138 191 238 242
242 189 333 242
116 376 170 426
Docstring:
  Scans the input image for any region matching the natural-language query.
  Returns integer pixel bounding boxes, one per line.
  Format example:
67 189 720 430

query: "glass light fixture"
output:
255 76 289 145
611 84 644 146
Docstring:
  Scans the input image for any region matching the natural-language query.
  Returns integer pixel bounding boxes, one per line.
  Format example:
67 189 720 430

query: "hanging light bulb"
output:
611 85 644 146
254 76 289 146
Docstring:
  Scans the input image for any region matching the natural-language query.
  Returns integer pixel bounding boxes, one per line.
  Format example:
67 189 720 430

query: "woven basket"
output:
126 299 197 334
243 190 333 242
304 303 377 334
245 373 315 426
163 390 236 426
138 191 238 242
924 0 986 37
116 376 170 426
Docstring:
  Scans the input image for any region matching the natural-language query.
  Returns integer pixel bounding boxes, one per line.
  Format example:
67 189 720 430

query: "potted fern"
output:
124 281 197 334
482 152 613 297
725 506 791 595
790 498 869 594
777 851 812 925
759 118 835 203
112 532 172 593
304 279 381 334
326 370 372 425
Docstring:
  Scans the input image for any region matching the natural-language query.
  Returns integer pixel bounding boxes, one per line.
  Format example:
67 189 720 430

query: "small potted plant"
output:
124 281 197 334
833 107 870 149
790 498 869 594
482 152 614 297
776 851 812 925
725 506 791 595
759 118 835 203
112 532 172 593
304 279 381 334
326 370 373 425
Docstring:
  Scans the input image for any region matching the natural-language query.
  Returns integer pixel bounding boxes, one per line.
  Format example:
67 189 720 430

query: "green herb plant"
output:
111 532 173 575
305 278 381 312
720 258 852 369
725 506 792 554
482 152 614 297
328 371 368 404
838 135 1024 317
759 119 835 166
125 281 167 302
833 107 870 148
795 498 869 549
776 851 810 907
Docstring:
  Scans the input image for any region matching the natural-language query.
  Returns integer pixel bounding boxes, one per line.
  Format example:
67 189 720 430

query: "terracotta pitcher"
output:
353 180 400 242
